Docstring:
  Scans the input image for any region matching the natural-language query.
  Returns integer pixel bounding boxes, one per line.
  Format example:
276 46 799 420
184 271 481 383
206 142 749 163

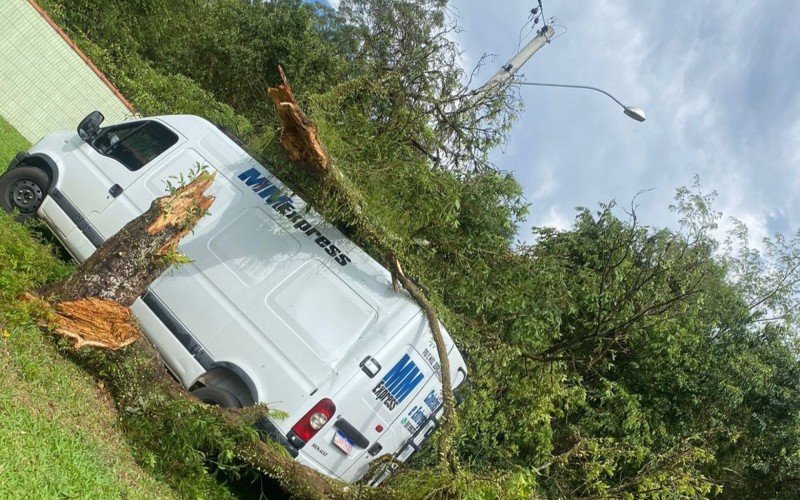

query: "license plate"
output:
333 430 353 455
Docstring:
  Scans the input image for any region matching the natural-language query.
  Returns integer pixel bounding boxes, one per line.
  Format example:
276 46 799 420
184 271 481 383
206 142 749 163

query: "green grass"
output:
0 116 180 498
0 327 179 499
0 116 29 171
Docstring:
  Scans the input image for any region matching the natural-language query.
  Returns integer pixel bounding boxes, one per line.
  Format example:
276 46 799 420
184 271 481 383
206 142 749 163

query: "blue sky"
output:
321 1 800 244
450 0 800 243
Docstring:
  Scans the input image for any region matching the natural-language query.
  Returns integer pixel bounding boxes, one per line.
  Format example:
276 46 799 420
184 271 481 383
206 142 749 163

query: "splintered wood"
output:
148 171 216 255
54 297 139 349
42 171 218 349
267 65 330 175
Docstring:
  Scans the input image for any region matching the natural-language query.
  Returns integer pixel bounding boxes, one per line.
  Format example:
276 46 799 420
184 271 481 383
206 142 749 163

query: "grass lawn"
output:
0 115 179 498
0 117 30 170
0 324 178 499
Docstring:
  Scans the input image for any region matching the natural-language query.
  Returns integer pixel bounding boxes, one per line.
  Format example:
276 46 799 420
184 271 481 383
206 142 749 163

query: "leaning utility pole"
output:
476 25 555 95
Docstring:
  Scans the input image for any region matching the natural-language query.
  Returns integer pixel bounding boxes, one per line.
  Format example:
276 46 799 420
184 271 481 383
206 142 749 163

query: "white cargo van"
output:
0 112 467 482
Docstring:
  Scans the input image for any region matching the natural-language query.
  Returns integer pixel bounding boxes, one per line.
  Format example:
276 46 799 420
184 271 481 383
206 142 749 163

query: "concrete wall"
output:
0 0 133 143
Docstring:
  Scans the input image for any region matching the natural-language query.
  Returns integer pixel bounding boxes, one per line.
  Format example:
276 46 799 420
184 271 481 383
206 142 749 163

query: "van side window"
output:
93 121 178 171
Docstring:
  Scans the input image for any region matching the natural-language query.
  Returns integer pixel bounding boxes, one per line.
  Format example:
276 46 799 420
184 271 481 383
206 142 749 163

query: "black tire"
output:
0 166 49 221
190 386 243 408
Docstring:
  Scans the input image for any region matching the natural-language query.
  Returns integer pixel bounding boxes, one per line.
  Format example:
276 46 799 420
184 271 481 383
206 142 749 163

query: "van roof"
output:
153 114 454 371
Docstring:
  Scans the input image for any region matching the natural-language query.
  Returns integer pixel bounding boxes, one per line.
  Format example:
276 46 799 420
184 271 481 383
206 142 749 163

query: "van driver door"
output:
75 120 184 238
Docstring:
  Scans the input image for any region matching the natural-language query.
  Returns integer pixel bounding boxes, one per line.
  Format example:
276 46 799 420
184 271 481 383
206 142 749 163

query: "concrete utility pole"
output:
476 25 555 95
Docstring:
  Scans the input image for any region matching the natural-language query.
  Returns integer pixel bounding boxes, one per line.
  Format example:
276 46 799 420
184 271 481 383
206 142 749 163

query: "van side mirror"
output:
77 111 105 142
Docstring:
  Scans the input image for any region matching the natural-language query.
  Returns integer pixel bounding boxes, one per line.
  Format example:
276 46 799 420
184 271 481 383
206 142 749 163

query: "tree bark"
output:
44 172 216 306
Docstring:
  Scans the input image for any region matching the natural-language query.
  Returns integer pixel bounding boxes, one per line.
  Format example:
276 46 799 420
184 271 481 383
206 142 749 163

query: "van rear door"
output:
300 313 458 480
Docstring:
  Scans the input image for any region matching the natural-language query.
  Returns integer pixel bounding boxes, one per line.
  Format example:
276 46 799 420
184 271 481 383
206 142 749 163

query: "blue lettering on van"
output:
423 389 441 412
408 405 428 427
237 168 352 266
239 169 273 191
371 354 425 411
421 347 441 377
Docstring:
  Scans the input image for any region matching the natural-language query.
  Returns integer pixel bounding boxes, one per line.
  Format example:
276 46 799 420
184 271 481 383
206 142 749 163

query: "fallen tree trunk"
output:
44 172 216 307
267 67 459 476
38 172 215 350
33 172 382 499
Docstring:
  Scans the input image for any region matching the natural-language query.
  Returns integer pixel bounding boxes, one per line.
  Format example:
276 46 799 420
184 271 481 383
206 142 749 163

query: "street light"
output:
516 81 646 122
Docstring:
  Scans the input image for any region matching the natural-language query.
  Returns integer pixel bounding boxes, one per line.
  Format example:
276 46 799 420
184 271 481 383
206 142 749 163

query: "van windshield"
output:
92 121 178 171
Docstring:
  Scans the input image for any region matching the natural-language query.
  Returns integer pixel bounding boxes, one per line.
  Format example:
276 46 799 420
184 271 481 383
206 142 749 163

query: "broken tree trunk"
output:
267 66 330 177
41 172 216 349
267 67 460 476
46 172 216 306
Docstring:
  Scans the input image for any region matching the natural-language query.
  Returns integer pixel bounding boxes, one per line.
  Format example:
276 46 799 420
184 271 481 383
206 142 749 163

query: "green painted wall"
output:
0 0 132 143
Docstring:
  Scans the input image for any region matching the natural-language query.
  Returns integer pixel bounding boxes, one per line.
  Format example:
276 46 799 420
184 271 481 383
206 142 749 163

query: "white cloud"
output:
538 206 571 231
531 164 558 199
790 118 800 167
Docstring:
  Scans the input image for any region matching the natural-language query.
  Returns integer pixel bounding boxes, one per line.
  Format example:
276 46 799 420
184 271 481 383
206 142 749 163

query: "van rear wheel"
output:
0 166 49 221
190 386 242 408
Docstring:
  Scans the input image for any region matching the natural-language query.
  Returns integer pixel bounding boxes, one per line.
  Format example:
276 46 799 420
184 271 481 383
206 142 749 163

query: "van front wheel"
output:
190 386 242 408
0 166 49 220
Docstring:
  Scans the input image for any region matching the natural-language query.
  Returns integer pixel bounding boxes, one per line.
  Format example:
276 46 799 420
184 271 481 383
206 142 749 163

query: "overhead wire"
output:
514 13 536 54
512 1 548 58
549 23 568 41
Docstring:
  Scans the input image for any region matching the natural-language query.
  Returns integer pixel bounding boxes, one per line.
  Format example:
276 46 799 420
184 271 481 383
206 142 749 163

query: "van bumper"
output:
8 151 29 170
254 417 299 458
389 367 469 471
38 195 98 262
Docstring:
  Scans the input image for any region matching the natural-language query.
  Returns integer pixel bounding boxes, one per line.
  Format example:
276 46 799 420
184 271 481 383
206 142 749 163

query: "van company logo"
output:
372 354 425 411
237 168 351 266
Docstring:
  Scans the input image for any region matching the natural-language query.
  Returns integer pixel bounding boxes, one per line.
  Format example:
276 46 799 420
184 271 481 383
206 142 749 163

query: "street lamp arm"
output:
517 81 626 108
516 81 646 122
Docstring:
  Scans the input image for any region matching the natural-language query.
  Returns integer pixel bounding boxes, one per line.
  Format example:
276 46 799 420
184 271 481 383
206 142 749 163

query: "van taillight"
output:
291 398 336 443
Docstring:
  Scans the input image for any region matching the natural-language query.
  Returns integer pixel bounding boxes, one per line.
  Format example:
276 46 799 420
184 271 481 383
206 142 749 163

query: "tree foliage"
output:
37 0 800 497
331 0 521 172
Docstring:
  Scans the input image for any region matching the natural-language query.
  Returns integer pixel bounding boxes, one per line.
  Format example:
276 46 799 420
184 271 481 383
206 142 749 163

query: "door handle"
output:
359 356 381 378
109 184 123 198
